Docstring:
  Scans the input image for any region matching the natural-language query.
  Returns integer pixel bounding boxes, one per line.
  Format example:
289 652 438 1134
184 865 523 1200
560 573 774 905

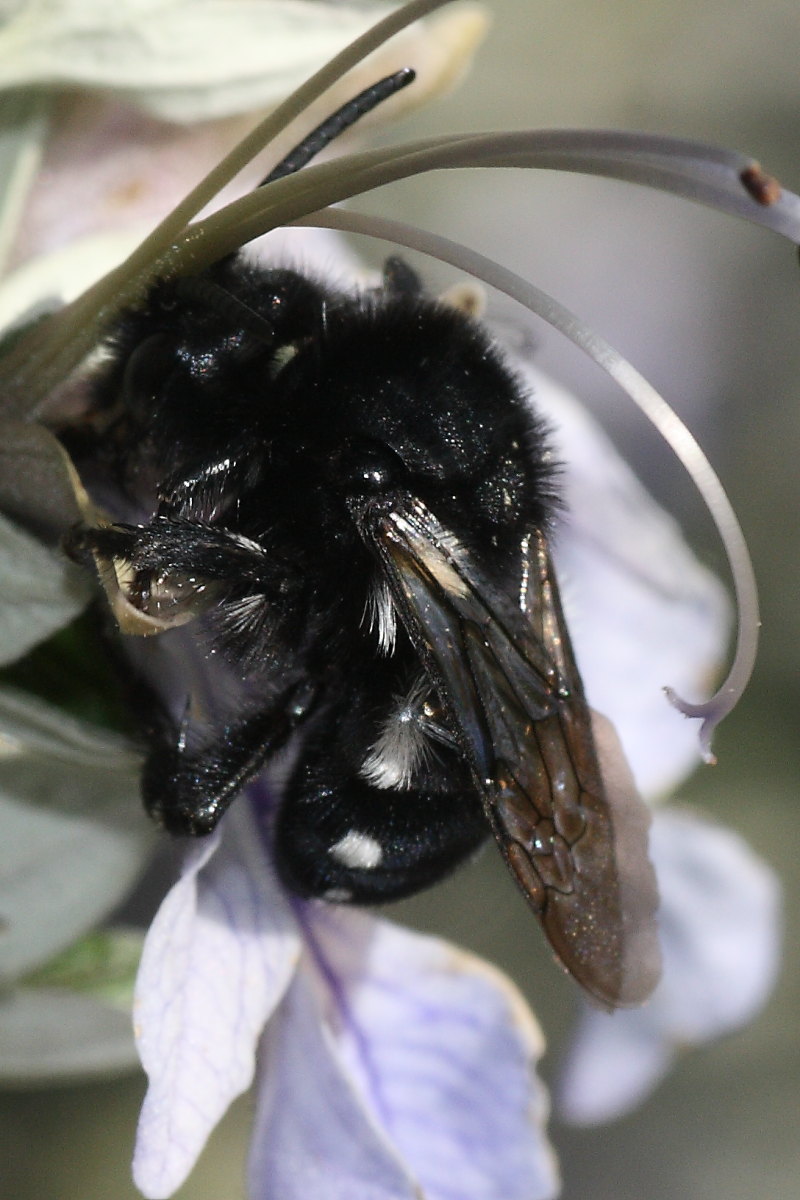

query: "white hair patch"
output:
329 830 384 870
365 576 397 655
359 673 433 790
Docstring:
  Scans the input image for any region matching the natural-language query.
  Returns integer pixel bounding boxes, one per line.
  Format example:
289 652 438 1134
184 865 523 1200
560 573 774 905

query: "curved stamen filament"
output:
169 128 800 276
5 126 800 416
293 207 758 755
0 1 784 749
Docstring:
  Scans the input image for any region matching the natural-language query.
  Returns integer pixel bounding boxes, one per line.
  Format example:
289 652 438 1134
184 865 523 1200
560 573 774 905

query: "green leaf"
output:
0 686 152 980
0 682 138 762
0 790 152 980
0 507 90 665
0 610 137 731
0 984 139 1085
22 926 143 1009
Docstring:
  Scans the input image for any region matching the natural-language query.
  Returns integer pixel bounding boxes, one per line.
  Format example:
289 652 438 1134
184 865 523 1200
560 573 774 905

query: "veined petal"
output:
293 906 559 1200
645 808 780 1037
133 799 301 1200
529 370 729 799
0 1 395 120
557 807 780 1125
250 970 423 1200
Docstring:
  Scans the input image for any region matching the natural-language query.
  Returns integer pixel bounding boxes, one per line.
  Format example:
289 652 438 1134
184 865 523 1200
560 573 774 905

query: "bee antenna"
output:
260 67 416 187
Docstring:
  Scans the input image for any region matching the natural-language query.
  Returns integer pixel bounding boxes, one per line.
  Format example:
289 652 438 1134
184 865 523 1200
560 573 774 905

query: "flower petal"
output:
0 1 487 123
529 370 729 799
0 0 394 120
132 799 301 1200
0 89 48 276
250 970 423 1200
645 807 781 1038
558 807 780 1124
292 906 559 1200
10 0 488 272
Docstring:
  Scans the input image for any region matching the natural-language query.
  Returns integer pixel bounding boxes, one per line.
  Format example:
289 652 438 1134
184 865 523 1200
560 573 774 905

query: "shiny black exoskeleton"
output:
81 250 552 907
69 68 661 1009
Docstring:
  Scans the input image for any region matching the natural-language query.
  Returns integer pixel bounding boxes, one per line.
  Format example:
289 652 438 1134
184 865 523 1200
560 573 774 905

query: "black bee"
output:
69 70 659 1009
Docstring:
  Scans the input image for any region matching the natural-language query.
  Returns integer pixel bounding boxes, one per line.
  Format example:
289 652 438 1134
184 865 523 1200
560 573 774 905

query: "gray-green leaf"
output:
22 926 143 1009
0 984 139 1084
0 507 90 665
0 687 151 980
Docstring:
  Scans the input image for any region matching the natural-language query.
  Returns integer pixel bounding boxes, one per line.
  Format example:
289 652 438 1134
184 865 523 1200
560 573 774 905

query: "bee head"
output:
264 291 555 572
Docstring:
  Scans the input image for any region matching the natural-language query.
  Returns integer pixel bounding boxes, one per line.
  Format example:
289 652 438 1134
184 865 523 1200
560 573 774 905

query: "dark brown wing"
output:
367 496 661 1010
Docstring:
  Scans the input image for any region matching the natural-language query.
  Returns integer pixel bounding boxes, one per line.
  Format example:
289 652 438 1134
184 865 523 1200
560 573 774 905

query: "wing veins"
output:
362 498 660 1009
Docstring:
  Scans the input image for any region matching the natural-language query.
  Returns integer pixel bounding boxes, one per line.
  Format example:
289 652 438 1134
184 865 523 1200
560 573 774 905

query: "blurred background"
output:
2 1 798 1196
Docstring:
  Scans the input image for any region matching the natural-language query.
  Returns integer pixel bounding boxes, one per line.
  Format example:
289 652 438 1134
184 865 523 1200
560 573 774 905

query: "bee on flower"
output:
0 2 789 1198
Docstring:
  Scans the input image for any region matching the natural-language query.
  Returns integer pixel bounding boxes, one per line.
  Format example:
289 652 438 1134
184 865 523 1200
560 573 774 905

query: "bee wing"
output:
369 498 661 1010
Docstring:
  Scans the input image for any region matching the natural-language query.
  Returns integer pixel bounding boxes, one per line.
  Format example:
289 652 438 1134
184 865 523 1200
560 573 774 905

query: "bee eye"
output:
333 438 407 495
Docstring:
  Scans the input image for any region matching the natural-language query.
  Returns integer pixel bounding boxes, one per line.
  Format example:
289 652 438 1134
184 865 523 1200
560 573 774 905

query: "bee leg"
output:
68 519 272 581
144 680 317 836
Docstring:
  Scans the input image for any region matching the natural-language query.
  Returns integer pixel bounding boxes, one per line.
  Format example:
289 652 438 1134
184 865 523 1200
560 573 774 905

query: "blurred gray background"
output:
2 1 798 1196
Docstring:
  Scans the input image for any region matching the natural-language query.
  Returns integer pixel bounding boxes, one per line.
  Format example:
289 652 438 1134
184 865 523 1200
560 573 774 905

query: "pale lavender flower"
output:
533 374 781 1127
126 286 751 1195
1 0 795 1194
133 794 557 1200
558 807 781 1125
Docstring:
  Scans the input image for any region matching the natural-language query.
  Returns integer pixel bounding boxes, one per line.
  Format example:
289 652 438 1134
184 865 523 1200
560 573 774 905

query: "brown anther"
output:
740 163 782 206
